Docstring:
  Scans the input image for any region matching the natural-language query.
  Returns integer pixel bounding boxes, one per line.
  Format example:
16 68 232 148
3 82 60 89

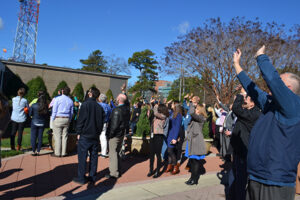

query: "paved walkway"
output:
1 147 299 200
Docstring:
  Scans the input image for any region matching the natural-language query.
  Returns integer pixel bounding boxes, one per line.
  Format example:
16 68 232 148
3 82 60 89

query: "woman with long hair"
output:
185 98 207 185
29 91 49 155
165 102 182 175
10 88 28 150
148 102 169 178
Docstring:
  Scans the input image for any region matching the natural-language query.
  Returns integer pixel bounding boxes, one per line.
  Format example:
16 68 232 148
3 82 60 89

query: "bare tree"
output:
104 54 131 75
163 17 299 103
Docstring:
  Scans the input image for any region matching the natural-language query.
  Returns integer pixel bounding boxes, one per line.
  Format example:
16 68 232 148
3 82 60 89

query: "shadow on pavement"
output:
0 163 78 199
216 160 233 200
0 168 23 180
61 153 148 200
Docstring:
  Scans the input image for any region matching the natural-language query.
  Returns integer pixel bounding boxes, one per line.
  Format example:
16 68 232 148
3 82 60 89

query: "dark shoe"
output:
105 174 118 179
100 154 109 158
147 171 154 177
51 154 60 158
31 152 37 156
87 176 96 184
11 145 16 150
185 178 193 184
36 152 40 156
185 179 198 185
72 177 87 185
153 172 159 178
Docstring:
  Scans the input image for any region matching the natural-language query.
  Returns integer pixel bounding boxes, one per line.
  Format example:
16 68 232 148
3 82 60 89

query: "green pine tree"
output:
128 49 158 96
72 82 84 102
25 76 50 103
135 106 151 137
105 89 114 102
52 81 68 98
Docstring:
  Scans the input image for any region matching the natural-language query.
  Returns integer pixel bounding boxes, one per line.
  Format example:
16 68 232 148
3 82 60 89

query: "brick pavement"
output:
1 147 299 200
0 147 223 200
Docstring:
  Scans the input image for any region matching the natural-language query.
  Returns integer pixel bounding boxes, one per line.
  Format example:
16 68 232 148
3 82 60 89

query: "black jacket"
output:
230 94 261 159
107 104 130 139
76 98 104 140
131 107 141 123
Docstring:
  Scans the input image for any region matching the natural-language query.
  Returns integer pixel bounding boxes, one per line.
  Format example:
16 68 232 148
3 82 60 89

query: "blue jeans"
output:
130 122 137 135
77 137 99 182
31 124 45 153
161 136 168 160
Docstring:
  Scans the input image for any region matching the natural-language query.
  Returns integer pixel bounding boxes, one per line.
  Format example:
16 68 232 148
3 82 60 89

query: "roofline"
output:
1 60 131 80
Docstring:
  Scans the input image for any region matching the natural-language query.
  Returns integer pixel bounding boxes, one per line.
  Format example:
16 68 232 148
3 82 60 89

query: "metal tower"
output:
12 0 40 64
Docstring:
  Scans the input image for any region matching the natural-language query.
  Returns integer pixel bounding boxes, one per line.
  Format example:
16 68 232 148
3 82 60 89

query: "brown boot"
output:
165 164 173 173
17 145 21 151
172 163 180 175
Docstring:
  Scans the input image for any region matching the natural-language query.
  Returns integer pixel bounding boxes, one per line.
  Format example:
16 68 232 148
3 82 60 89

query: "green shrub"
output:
72 82 84 102
135 107 151 137
52 81 68 98
25 76 50 103
90 84 97 88
202 121 210 139
131 92 141 105
106 89 114 102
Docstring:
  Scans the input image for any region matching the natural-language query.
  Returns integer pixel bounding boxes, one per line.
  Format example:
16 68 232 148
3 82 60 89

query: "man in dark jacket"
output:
73 87 104 185
105 93 130 179
233 46 300 200
230 87 261 200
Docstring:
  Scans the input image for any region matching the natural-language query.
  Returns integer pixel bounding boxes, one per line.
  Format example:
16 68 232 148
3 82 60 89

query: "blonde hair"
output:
196 105 207 118
207 106 217 122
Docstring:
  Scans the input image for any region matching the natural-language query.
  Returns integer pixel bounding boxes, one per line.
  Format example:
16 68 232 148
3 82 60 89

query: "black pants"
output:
246 180 295 200
176 139 184 162
190 159 205 182
10 121 25 147
77 137 99 182
149 134 164 172
214 125 221 151
230 154 248 200
167 147 177 165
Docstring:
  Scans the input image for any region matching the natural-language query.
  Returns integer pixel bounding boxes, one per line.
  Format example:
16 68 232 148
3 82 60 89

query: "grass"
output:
1 150 24 158
1 128 50 150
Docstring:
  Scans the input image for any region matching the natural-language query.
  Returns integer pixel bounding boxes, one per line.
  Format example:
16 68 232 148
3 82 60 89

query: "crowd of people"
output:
0 45 299 200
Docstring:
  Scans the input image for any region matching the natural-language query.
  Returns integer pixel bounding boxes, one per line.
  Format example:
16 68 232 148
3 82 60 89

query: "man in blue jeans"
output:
73 87 104 185
233 46 300 200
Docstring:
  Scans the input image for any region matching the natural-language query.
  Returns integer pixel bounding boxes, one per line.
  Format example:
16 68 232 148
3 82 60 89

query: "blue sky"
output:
0 0 299 85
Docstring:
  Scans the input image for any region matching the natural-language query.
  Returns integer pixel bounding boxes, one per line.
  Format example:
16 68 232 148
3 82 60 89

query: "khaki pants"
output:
99 123 108 156
108 136 124 177
52 118 69 156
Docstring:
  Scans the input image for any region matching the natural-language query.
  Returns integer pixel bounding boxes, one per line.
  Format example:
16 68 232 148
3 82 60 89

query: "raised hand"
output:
235 84 242 91
233 49 242 65
121 83 126 91
255 45 265 58
233 49 243 74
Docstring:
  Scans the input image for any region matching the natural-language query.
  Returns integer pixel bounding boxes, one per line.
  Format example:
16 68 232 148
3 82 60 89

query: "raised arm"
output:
255 46 299 120
153 104 166 120
190 104 206 123
233 48 269 111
